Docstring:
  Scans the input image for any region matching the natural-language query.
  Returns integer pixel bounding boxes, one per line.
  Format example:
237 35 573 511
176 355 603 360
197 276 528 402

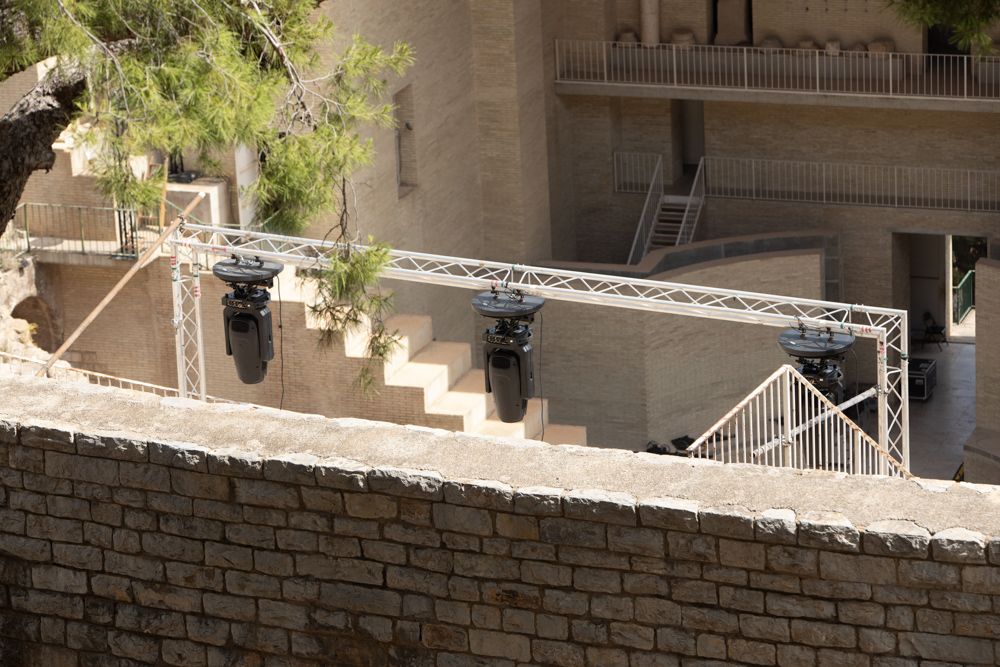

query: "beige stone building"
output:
5 1 1000 481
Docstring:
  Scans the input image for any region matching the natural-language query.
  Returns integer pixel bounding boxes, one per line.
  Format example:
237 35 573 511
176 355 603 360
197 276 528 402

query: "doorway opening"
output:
894 232 974 479
927 24 970 56
949 235 987 340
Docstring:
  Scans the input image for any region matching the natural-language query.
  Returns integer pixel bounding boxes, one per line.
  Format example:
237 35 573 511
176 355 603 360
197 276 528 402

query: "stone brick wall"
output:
2 383 1000 666
751 0 922 52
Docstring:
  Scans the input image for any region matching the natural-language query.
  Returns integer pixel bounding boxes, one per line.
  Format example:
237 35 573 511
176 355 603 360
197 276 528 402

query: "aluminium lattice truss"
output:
169 223 911 469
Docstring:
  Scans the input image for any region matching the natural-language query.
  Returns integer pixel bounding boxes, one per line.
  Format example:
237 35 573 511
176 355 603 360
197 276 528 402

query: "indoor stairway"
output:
287 270 588 446
649 195 689 249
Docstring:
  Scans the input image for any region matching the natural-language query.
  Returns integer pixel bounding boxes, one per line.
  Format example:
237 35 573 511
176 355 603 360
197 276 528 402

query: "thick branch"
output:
0 67 85 235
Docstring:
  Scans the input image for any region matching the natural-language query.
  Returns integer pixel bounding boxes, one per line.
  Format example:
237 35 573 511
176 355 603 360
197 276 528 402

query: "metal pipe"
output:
37 193 207 377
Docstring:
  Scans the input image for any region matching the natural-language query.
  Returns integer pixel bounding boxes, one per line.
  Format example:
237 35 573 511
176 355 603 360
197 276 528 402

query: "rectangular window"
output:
393 85 417 193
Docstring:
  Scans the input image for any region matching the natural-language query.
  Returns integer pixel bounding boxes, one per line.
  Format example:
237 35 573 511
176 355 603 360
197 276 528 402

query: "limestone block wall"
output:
541 249 823 449
751 0 922 52
702 200 1000 321
556 95 680 264
704 102 1000 171
968 259 1000 484
3 378 1000 666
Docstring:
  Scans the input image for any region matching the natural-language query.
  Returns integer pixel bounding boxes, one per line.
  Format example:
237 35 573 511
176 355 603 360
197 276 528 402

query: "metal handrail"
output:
954 269 975 324
676 158 705 245
626 156 663 264
0 351 236 403
8 202 159 259
614 151 662 193
0 204 30 257
555 39 1000 102
704 156 1000 212
687 364 909 477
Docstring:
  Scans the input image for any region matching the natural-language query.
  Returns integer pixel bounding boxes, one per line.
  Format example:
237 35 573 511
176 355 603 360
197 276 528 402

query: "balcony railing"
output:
555 40 1000 102
2 203 163 260
704 156 1000 211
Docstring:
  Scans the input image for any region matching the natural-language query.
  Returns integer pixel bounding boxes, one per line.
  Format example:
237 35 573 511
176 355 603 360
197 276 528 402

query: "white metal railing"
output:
704 156 1000 211
614 151 662 193
0 205 30 257
0 351 235 403
687 365 909 477
626 155 664 264
676 158 705 245
555 40 1000 102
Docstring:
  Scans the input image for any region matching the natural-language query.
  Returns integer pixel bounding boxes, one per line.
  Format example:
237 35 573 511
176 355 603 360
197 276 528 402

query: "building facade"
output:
2 1 998 478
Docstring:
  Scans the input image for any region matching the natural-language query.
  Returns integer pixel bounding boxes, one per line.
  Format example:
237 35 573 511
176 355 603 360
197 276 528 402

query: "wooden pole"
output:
37 192 206 377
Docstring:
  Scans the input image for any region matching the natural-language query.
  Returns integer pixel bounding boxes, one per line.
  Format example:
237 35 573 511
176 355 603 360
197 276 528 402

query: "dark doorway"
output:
11 296 59 352
712 0 753 46
928 24 969 56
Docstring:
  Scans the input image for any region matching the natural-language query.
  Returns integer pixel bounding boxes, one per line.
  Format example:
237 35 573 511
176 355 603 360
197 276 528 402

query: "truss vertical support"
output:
877 332 889 468
899 312 911 470
170 229 207 400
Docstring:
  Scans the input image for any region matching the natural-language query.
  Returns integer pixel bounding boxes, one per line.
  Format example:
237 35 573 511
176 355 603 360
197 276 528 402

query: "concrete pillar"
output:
640 0 660 46
470 0 552 263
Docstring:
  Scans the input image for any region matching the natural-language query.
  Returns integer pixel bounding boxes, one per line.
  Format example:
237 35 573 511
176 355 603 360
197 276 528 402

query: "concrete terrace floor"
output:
908 338 975 481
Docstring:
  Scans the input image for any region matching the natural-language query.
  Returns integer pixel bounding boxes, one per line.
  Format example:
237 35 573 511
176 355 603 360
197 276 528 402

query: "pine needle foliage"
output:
1 0 413 394
888 0 1000 53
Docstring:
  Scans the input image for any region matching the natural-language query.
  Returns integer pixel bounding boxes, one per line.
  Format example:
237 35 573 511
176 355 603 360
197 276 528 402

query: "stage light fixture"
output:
212 256 284 384
471 290 544 423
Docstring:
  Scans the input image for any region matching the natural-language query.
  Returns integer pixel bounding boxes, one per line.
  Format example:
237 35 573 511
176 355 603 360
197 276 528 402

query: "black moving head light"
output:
212 257 284 384
471 291 545 423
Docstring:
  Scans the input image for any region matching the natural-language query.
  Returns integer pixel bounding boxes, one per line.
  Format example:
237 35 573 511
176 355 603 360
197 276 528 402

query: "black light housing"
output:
212 257 283 384
471 291 545 423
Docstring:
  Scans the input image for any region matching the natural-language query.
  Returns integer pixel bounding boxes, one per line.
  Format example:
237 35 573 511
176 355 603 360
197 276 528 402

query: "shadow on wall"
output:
11 296 59 353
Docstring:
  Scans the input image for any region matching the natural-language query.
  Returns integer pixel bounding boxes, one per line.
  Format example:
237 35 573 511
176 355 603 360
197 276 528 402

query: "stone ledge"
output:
2 375 1000 538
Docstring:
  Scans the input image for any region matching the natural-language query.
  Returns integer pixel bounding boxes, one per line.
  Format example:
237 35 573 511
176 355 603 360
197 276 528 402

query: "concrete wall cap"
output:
931 527 987 564
862 519 930 558
563 489 637 526
638 497 700 532
700 505 756 539
443 479 515 511
315 457 370 491
799 511 860 553
6 376 1000 536
149 441 210 472
756 508 797 544
513 486 564 517
368 466 444 500
263 453 319 486
207 449 264 478
75 432 149 462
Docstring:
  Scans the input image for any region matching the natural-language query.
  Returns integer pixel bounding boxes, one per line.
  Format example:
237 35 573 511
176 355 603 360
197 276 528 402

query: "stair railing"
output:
686 364 909 477
626 156 663 264
953 269 975 324
676 157 705 245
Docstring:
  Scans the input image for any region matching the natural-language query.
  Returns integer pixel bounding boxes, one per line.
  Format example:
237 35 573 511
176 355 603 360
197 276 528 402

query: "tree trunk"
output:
0 68 85 236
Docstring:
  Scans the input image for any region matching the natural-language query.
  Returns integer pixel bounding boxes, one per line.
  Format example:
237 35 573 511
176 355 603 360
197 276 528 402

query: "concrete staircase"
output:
289 272 588 445
650 196 689 249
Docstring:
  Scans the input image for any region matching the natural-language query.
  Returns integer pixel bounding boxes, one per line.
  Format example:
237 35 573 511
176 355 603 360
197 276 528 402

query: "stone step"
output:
474 399 547 440
540 424 589 446
426 370 492 431
387 341 473 410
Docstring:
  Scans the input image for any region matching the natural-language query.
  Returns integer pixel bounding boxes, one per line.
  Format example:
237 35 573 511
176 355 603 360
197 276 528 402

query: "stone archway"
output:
11 296 58 353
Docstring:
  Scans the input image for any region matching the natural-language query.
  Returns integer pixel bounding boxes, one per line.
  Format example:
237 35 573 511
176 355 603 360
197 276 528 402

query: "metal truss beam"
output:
171 223 910 469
